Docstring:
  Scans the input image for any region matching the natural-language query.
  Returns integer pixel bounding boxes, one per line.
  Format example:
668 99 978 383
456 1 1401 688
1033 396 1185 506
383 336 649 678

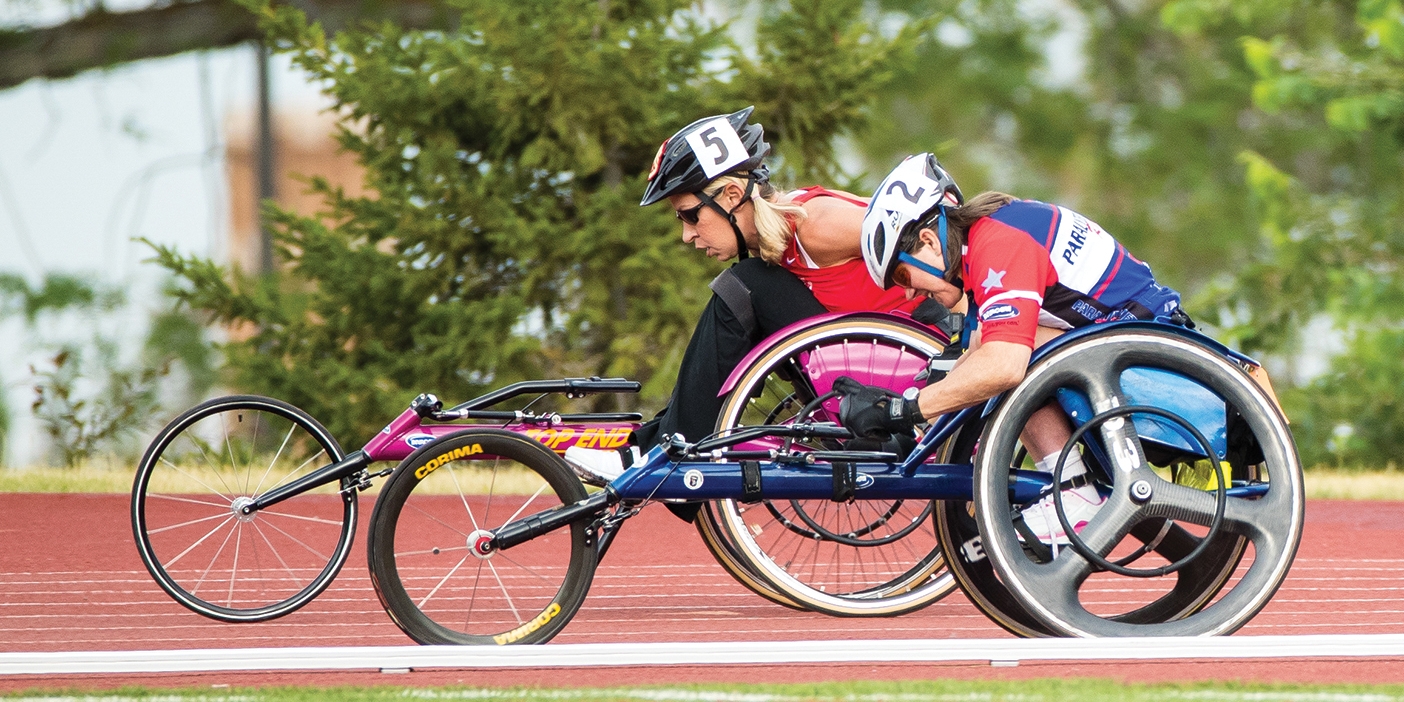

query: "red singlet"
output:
780 186 922 315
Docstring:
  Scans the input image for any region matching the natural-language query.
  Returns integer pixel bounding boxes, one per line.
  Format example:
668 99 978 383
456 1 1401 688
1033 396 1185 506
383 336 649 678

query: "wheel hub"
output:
231 496 257 523
1130 479 1153 503
468 529 495 559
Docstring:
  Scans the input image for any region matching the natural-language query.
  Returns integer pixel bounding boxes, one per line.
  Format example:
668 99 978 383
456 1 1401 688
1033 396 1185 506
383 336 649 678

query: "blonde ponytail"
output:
703 175 808 264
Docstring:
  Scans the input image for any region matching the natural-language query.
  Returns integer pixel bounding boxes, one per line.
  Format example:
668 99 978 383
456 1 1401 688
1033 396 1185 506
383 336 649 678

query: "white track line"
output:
5 635 1404 675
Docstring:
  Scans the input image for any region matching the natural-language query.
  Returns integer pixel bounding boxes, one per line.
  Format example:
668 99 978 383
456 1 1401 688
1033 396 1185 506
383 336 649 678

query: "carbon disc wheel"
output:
973 329 1303 637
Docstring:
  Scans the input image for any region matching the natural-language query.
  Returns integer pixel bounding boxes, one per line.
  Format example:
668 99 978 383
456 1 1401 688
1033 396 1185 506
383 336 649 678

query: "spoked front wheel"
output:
131 395 353 622
367 429 597 645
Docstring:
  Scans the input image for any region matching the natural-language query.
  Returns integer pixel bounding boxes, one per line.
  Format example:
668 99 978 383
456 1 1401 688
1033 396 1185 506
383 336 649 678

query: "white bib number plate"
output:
685 118 749 178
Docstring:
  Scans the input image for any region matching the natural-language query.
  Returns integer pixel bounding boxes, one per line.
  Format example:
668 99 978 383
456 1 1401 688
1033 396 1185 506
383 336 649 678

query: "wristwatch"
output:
890 387 925 425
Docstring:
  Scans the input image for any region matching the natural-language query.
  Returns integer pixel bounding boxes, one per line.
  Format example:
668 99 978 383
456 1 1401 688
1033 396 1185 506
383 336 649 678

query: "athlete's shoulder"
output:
789 185 868 208
982 199 1060 247
968 212 1046 251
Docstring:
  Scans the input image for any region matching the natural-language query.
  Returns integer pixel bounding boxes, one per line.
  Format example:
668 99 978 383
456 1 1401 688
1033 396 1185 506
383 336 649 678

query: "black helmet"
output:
640 106 770 207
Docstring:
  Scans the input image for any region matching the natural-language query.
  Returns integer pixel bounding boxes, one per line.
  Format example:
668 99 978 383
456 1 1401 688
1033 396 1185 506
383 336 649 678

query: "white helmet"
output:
861 153 963 289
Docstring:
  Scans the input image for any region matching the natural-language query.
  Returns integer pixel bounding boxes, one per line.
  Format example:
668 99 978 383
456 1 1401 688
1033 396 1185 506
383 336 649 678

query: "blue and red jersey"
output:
963 200 1181 348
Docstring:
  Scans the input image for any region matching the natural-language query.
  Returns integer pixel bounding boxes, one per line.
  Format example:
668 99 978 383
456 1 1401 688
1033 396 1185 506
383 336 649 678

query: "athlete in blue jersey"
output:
953 198 1181 347
839 154 1188 543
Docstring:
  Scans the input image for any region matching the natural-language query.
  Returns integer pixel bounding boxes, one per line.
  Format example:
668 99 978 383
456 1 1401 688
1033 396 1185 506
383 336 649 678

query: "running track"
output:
2 494 1403 690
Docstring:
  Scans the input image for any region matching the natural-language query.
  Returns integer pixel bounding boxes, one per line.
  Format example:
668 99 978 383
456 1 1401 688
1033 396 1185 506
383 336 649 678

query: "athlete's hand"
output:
834 376 924 440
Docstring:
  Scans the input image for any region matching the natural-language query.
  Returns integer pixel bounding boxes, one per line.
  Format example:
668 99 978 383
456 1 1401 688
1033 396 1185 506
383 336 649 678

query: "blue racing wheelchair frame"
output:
131 313 1302 645
362 314 1300 644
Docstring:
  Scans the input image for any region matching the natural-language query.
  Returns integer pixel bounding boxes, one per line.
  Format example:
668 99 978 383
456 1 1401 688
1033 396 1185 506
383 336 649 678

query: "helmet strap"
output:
696 174 758 261
895 205 953 282
898 251 944 279
937 205 949 260
937 205 962 287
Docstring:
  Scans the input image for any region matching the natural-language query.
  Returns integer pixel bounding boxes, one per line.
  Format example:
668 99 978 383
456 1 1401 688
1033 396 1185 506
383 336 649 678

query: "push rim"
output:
932 422 1247 638
974 331 1303 637
711 316 956 615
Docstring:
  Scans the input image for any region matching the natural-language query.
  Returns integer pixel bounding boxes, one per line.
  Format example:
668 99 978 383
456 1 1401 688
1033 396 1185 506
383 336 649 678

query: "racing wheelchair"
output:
130 312 1301 642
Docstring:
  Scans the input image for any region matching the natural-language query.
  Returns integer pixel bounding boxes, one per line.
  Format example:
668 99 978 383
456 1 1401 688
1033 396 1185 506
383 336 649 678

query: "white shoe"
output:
1018 482 1106 545
563 446 635 487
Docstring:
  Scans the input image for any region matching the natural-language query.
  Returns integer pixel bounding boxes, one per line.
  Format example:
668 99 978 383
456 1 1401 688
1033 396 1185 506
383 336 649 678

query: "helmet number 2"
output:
686 118 749 178
886 181 926 204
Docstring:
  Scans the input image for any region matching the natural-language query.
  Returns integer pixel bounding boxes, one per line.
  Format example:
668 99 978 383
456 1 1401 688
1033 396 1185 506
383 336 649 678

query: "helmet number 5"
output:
697 127 730 166
687 118 749 178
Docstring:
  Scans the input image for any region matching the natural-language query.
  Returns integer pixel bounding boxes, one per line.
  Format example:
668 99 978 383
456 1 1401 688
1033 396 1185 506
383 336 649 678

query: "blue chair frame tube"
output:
612 453 1054 504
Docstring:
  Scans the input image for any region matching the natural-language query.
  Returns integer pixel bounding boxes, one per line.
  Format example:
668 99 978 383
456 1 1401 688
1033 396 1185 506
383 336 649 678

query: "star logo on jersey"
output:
981 268 1007 294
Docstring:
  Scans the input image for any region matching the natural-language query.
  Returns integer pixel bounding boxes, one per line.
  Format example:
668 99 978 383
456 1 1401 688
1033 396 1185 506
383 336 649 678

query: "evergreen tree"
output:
151 0 920 443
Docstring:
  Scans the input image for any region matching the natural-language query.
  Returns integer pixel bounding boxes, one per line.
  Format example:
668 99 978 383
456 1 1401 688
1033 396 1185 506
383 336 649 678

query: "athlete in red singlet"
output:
780 186 923 315
570 108 942 488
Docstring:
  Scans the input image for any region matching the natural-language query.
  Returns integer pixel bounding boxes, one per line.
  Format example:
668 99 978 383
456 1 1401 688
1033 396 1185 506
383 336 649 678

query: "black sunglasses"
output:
674 200 706 225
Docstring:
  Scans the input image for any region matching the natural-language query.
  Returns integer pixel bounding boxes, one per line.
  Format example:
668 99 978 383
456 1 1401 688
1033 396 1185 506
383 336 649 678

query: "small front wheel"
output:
131 395 353 622
368 429 597 645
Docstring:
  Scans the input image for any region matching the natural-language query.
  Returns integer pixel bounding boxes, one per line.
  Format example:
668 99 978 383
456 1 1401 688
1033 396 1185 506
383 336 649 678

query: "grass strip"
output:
0 463 547 495
8 680 1404 702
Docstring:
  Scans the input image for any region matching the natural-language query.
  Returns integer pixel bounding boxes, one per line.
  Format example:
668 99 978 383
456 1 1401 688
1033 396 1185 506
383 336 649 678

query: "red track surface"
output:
3 494 1403 690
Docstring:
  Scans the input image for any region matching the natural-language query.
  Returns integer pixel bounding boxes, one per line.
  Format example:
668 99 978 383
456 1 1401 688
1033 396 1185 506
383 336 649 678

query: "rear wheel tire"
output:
974 330 1303 637
707 315 957 616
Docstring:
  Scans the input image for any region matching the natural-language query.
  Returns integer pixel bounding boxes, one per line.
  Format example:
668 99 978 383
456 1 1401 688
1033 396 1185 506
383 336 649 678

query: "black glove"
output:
833 375 924 440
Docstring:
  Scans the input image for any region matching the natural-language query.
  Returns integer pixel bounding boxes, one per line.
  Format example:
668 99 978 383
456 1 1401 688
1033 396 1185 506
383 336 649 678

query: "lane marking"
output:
6 635 1404 675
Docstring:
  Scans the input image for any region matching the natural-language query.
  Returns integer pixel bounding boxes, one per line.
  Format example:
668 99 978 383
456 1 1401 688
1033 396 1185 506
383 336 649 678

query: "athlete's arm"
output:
915 340 1030 418
911 216 1053 420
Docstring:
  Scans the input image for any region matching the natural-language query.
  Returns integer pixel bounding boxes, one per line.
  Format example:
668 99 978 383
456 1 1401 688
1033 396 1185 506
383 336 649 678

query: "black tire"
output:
973 329 1303 637
368 429 597 645
707 315 956 616
693 502 807 611
132 395 352 622
933 420 1247 638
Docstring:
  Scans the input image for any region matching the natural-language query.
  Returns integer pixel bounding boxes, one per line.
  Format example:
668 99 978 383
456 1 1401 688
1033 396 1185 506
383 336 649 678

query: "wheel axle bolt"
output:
1130 480 1153 503
468 529 495 560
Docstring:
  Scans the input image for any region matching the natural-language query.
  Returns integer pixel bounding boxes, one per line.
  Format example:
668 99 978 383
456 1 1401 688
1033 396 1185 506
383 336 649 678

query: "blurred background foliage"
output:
25 0 1400 468
150 0 924 445
0 274 214 465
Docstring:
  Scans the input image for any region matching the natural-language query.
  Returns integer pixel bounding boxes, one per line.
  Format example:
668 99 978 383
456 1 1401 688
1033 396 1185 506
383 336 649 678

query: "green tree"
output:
1178 0 1404 467
151 0 921 444
853 0 1340 292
